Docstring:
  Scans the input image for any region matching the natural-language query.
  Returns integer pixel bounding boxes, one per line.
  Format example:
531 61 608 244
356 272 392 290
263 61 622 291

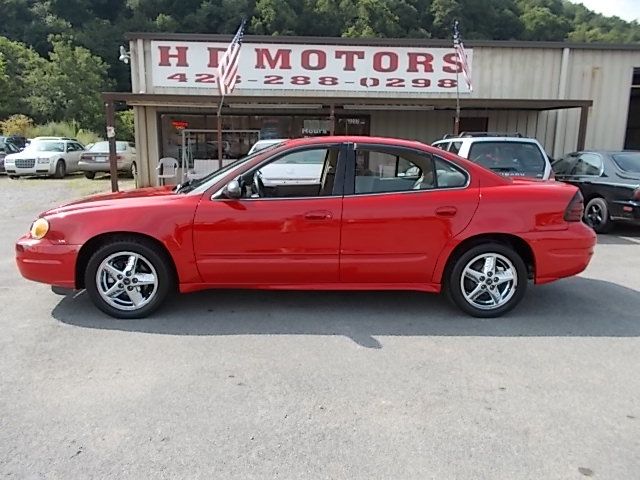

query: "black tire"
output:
9 175 19 180
129 162 137 178
84 238 174 319
584 197 612 234
446 242 528 318
53 160 66 179
84 172 96 180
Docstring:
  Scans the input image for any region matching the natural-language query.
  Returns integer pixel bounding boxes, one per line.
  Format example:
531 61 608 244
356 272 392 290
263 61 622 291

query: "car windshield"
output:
89 141 127 153
29 141 65 153
468 141 546 178
177 143 282 194
612 152 640 174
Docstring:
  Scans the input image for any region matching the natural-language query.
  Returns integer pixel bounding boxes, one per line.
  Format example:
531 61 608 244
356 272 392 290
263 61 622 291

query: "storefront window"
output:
159 114 370 166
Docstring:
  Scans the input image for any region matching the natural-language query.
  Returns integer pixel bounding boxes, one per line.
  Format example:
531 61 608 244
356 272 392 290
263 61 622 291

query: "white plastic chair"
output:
156 157 179 185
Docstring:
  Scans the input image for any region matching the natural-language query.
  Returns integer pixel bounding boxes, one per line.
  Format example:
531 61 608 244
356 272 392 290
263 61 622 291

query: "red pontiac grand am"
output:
16 136 596 319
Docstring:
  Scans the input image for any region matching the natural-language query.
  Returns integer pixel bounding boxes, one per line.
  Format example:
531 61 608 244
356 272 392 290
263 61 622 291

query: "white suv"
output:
432 133 553 180
4 137 85 179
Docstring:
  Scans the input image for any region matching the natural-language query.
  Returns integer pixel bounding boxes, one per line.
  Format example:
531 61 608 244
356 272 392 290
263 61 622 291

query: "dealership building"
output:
106 33 640 187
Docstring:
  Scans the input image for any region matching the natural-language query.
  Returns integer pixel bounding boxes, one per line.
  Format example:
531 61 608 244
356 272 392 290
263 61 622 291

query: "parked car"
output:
79 141 137 179
0 140 20 174
4 137 85 179
0 135 27 151
432 132 553 180
552 150 640 233
16 136 595 319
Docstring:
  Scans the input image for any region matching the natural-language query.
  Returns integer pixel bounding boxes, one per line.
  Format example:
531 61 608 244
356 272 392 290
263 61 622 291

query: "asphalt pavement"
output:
0 175 638 479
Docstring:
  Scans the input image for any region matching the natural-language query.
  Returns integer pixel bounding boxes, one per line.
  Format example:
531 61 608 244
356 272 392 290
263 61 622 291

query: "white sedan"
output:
4 138 85 179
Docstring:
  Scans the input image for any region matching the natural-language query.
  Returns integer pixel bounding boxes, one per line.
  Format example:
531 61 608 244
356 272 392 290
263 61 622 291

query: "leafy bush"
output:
25 121 102 145
116 110 135 142
0 114 34 135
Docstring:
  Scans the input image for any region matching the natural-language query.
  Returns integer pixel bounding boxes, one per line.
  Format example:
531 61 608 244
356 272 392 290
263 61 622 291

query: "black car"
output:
552 151 640 233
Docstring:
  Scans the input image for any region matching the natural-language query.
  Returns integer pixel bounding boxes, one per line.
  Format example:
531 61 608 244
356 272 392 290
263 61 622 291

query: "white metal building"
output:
106 34 640 187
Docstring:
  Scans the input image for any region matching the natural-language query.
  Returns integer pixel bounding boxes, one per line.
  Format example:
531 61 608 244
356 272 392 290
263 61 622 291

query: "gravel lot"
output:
1 174 639 479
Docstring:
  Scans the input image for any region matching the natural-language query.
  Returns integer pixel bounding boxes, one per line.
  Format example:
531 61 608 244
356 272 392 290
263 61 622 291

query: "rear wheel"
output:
447 242 527 318
584 197 612 233
84 239 173 319
84 172 96 180
53 160 66 179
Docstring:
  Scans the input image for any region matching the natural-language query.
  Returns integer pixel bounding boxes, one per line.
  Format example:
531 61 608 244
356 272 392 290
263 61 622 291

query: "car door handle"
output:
435 206 457 217
304 210 333 221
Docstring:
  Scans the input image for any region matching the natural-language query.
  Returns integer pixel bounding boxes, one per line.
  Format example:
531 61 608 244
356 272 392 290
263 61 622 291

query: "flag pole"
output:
453 20 461 136
217 95 224 170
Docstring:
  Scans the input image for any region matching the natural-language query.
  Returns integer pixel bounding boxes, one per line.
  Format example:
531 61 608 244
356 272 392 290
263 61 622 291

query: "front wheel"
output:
53 160 66 179
447 243 528 318
84 239 173 319
84 172 96 180
129 162 137 178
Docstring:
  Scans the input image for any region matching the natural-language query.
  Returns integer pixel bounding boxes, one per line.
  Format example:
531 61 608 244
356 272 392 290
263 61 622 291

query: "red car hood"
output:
41 186 176 216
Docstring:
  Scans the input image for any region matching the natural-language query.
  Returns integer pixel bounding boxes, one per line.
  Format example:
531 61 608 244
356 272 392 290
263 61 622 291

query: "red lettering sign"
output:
255 48 292 70
207 47 226 68
158 46 189 67
301 49 327 70
335 50 365 71
442 53 462 74
373 52 399 73
407 52 434 73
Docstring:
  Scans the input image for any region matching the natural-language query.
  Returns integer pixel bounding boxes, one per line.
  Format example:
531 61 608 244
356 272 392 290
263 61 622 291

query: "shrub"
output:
0 114 34 135
25 121 102 146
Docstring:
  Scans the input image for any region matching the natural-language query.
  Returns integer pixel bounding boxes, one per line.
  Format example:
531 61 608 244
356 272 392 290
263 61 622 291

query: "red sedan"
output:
16 136 596 319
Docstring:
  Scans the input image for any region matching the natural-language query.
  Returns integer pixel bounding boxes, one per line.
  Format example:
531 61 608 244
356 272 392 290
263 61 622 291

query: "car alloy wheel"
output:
447 242 527 318
85 239 173 318
54 160 66 179
460 253 517 311
96 251 159 311
583 197 611 233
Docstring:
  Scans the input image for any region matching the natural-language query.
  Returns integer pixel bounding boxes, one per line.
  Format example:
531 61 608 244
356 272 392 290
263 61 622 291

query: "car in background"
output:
0 139 20 174
552 150 640 233
4 137 85 179
16 136 596 320
248 138 286 155
432 133 553 180
0 135 27 151
78 141 137 179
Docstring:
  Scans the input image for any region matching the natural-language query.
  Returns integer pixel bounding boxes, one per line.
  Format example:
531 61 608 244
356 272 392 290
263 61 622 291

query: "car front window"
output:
469 141 546 179
612 152 640 174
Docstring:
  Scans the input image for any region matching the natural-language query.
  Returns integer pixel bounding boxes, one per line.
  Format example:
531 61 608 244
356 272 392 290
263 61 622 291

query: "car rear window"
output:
468 141 546 179
612 152 640 174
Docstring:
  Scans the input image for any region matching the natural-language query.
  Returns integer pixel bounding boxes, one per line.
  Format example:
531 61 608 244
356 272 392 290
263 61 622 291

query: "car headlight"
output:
30 218 50 239
5 157 14 164
37 157 51 164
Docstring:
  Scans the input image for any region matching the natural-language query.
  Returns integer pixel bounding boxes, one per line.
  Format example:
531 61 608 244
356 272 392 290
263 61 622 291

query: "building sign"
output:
151 41 473 94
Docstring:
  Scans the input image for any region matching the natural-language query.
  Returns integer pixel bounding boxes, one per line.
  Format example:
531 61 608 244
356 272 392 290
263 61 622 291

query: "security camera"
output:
119 45 130 64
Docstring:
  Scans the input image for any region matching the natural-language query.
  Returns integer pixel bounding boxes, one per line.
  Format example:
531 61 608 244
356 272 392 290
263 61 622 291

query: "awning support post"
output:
105 100 119 193
577 105 589 151
217 98 224 170
329 104 335 135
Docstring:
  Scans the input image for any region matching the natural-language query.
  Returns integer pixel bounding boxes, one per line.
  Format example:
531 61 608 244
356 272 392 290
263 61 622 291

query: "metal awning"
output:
102 92 592 112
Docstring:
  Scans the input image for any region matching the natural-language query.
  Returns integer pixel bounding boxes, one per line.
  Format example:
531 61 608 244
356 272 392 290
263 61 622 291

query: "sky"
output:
570 0 640 22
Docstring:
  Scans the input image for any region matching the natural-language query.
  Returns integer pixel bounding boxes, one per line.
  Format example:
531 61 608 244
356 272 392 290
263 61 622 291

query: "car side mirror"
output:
223 179 241 199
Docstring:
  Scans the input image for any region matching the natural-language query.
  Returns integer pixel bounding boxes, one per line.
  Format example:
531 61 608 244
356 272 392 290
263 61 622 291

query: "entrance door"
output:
192 143 346 285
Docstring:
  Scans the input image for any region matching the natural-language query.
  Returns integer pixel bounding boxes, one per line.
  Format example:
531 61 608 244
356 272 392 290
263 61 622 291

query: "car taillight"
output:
633 188 640 201
564 191 584 222
80 155 90 160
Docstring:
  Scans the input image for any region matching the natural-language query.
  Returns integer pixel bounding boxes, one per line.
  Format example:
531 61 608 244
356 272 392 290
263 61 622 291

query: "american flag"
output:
217 19 246 96
453 21 473 91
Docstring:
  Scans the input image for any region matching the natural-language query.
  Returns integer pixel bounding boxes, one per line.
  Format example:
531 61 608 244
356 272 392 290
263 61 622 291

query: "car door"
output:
340 143 479 284
65 142 83 170
192 143 346 285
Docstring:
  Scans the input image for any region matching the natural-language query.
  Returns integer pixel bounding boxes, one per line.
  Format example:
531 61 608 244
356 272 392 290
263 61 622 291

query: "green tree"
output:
521 5 571 40
0 36 46 120
27 37 113 131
